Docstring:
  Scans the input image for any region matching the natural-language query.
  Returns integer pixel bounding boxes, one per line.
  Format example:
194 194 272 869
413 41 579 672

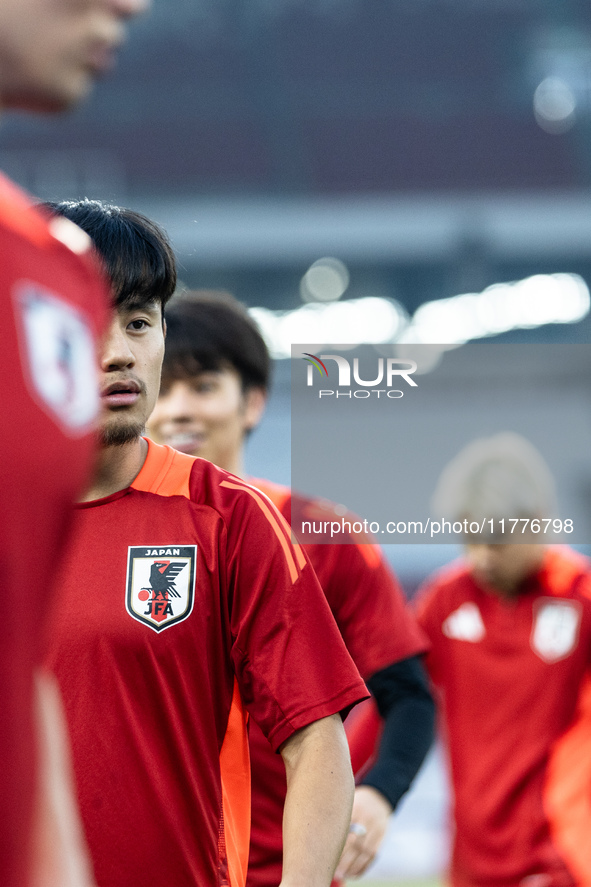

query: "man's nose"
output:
108 0 151 21
100 320 135 371
161 384 197 421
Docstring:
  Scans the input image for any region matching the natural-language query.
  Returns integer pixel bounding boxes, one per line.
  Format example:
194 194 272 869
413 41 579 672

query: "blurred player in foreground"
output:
147 291 435 885
415 433 591 887
42 200 368 887
0 2 146 885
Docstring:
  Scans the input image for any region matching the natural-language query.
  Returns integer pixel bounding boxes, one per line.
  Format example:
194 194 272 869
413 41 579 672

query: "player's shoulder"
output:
249 476 292 517
541 546 591 603
418 559 473 602
248 478 342 528
135 442 284 525
0 174 85 255
249 480 388 579
248 477 331 517
0 173 106 317
0 174 49 246
291 492 379 548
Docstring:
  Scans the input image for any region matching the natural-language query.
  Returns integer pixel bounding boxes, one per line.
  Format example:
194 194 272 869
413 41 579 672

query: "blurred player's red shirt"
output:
246 479 428 887
415 547 591 887
44 442 367 887
0 174 108 887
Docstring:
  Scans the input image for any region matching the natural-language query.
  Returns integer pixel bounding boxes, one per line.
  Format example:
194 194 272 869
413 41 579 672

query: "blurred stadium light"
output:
300 257 350 303
250 273 590 358
534 77 577 133
401 273 590 345
530 26 591 134
251 296 407 358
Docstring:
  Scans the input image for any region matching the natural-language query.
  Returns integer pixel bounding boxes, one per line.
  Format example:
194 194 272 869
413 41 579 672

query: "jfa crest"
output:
13 282 98 435
126 546 197 632
530 598 581 663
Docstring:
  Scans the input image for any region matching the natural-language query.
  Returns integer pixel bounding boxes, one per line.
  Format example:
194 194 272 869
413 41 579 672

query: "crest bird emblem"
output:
149 561 185 598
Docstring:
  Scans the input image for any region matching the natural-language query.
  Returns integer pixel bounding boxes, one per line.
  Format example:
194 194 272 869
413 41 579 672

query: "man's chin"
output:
100 422 145 448
3 78 89 114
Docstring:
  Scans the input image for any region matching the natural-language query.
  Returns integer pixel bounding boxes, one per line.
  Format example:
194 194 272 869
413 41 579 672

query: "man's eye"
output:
129 319 147 331
194 380 217 394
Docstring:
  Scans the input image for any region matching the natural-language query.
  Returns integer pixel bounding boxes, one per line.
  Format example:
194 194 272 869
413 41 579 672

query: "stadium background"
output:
5 0 591 881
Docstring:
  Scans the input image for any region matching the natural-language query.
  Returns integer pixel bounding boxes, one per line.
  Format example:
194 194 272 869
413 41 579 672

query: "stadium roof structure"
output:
2 0 591 200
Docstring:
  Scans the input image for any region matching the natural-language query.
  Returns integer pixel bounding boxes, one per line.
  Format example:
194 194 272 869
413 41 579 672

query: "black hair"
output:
162 291 271 393
43 199 177 312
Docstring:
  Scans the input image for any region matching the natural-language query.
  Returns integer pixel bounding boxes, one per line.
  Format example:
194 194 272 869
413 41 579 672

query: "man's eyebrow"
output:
118 297 160 313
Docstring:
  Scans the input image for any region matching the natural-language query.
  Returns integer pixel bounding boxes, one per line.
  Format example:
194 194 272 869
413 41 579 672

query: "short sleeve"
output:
222 484 369 751
319 543 429 680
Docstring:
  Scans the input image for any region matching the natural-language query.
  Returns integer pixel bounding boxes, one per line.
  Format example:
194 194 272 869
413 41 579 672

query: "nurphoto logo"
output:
303 352 418 399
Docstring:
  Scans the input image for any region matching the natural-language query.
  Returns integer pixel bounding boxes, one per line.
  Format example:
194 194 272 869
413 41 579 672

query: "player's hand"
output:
334 785 392 881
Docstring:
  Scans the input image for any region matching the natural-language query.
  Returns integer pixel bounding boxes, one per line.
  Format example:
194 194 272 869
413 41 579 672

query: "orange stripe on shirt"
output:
250 477 383 571
249 477 292 515
544 673 591 886
224 477 307 572
220 480 302 583
246 480 310 571
219 678 250 887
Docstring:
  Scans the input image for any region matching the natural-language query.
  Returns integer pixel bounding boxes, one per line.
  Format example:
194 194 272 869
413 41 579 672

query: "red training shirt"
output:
246 479 428 887
415 547 591 887
0 174 108 887
44 441 367 887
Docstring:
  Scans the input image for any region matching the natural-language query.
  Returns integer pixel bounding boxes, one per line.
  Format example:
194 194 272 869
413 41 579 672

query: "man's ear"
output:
162 318 167 337
244 387 267 432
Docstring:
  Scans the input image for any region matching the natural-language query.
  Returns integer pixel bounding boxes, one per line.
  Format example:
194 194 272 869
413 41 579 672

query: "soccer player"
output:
0 3 145 886
42 199 369 887
147 291 435 885
415 432 591 887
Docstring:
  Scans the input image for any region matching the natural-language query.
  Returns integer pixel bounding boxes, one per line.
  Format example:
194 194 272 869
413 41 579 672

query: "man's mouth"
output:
102 380 141 408
86 41 119 76
162 432 204 455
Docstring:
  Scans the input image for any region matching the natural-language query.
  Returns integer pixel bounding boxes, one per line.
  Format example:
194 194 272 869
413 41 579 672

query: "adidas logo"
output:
442 603 486 642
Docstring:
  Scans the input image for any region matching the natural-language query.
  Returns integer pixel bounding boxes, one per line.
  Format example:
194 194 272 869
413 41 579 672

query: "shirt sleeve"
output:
319 542 430 680
413 576 448 685
221 482 369 751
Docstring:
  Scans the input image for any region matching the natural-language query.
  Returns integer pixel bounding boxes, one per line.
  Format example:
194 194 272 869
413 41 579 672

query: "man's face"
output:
99 300 165 447
464 542 545 599
0 0 147 112
147 368 265 472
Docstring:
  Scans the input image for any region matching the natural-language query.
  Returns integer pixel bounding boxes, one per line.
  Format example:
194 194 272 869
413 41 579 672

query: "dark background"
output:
3 0 591 318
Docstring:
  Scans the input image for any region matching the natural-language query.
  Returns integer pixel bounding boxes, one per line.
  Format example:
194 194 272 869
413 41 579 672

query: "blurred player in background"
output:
415 432 591 887
42 199 368 887
147 291 435 885
0 2 146 885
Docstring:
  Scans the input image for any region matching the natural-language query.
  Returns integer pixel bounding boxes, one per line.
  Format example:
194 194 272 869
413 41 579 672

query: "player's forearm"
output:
30 671 96 887
335 657 435 881
363 655 435 808
279 714 354 887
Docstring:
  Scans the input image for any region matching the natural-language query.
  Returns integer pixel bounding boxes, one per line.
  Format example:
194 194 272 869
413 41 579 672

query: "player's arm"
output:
336 655 435 880
220 478 367 881
279 713 355 887
30 670 96 887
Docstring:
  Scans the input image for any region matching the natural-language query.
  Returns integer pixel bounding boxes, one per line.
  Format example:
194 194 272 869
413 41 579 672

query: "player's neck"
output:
206 441 246 478
222 449 245 478
80 436 148 502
